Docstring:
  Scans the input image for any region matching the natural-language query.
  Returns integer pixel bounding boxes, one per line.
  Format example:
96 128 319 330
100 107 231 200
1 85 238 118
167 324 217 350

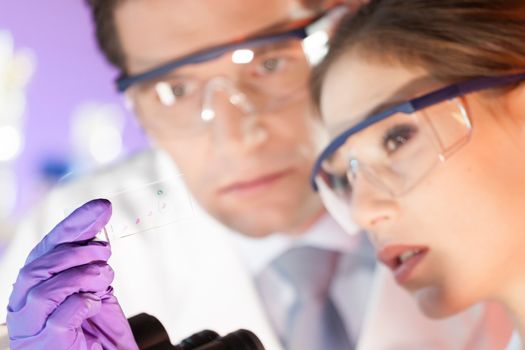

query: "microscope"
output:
0 313 265 350
129 313 266 350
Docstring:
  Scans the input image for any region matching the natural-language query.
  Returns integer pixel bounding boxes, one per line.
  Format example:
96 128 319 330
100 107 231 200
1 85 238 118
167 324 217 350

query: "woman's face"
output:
320 51 525 318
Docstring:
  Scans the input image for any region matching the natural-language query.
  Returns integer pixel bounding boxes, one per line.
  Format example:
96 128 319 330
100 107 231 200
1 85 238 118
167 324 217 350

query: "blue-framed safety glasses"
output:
311 72 525 233
116 7 346 137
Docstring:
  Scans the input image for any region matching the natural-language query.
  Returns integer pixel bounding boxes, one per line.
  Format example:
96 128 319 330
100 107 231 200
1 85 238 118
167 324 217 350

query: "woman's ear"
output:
502 82 525 149
505 82 525 125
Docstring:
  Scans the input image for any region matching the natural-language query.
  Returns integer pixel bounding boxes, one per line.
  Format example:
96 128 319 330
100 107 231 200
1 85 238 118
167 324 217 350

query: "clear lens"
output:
129 37 311 137
315 98 471 233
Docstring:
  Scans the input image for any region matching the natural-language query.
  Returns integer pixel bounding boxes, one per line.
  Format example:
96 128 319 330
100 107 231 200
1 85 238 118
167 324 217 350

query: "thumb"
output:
10 294 102 350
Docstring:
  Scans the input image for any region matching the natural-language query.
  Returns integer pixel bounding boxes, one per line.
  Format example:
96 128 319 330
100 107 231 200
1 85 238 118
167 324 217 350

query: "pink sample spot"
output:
135 218 141 224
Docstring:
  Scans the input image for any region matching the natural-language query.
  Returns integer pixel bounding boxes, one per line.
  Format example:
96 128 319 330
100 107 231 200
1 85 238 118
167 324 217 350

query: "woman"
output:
309 0 525 347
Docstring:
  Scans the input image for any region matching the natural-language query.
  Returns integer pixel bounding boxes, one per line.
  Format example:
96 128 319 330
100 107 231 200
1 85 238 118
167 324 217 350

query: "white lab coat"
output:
0 149 514 349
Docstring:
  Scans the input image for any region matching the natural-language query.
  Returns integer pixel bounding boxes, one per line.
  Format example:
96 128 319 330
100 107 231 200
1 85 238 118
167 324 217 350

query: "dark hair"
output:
311 0 525 109
84 0 332 73
85 0 125 70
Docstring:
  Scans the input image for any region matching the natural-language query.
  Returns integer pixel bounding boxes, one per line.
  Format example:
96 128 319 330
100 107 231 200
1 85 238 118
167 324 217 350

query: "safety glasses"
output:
311 72 525 233
116 9 344 137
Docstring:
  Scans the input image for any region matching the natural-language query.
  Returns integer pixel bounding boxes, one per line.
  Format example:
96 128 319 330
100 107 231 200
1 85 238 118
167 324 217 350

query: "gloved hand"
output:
6 199 139 350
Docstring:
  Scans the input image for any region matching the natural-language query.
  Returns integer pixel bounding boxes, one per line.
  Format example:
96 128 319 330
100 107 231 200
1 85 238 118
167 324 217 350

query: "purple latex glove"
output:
6 199 139 350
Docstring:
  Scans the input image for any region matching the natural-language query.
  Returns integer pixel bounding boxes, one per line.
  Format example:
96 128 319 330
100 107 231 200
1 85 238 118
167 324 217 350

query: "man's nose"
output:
349 172 399 233
204 79 268 150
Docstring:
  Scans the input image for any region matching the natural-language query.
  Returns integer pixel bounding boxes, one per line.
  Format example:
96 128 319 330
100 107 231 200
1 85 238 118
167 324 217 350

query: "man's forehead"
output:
115 0 312 72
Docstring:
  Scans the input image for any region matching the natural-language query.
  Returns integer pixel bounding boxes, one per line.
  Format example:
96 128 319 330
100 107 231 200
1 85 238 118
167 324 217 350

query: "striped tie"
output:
272 246 354 350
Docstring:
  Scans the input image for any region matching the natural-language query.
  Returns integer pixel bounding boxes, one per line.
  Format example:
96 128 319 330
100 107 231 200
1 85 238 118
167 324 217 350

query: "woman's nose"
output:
349 172 399 233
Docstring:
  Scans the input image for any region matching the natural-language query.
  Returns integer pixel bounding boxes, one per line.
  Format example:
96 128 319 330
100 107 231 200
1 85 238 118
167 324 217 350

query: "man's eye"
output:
155 81 195 106
171 83 188 97
382 124 418 154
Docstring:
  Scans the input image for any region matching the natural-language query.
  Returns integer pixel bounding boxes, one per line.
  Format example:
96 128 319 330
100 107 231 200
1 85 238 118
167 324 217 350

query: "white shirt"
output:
230 213 376 345
0 148 515 350
507 332 522 350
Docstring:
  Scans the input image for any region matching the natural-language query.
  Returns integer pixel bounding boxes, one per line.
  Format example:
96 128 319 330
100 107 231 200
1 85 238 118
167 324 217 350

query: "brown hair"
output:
85 0 125 70
84 0 332 73
311 0 525 109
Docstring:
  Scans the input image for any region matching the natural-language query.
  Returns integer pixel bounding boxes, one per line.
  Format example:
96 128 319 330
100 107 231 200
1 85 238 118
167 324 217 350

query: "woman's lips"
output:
218 169 293 196
377 245 429 284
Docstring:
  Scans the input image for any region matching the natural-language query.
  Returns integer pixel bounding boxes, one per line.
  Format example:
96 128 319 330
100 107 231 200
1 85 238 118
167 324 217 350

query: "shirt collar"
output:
229 212 366 275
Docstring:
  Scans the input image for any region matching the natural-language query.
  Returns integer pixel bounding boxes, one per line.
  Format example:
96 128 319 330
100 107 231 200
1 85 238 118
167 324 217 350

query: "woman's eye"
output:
325 171 352 197
332 172 349 188
382 124 418 154
255 57 285 75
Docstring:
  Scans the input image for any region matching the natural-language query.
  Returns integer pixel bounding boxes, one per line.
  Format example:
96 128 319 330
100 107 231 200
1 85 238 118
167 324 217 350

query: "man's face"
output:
114 0 326 237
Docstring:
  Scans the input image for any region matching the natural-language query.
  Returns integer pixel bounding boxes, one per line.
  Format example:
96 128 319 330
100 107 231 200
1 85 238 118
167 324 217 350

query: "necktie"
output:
272 246 354 350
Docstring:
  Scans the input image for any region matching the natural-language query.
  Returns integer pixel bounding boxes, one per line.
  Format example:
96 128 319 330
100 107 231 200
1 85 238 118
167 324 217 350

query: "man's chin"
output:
207 196 325 237
222 216 301 238
213 208 317 238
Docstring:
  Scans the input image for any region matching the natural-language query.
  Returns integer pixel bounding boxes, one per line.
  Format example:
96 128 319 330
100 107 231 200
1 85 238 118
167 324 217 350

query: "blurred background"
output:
0 1 149 252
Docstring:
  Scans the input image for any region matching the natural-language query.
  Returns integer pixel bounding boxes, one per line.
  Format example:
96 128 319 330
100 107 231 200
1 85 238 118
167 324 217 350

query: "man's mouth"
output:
378 245 429 284
218 169 293 195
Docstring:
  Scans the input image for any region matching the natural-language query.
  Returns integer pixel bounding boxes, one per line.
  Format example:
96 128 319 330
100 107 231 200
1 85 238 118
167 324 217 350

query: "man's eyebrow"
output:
125 17 301 73
248 12 320 38
327 76 441 134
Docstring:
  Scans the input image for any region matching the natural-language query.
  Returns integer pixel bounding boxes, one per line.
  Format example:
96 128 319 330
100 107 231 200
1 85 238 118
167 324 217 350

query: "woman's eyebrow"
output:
251 40 296 55
327 76 440 134
327 100 403 135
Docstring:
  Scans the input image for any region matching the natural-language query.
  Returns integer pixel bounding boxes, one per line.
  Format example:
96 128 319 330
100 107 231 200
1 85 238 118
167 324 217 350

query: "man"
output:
0 1 513 349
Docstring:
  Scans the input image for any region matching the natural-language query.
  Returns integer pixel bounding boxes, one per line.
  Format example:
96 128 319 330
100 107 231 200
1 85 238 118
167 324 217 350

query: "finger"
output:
26 198 112 265
7 263 113 338
50 293 102 329
8 293 102 350
9 242 111 311
82 292 137 350
50 293 103 350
